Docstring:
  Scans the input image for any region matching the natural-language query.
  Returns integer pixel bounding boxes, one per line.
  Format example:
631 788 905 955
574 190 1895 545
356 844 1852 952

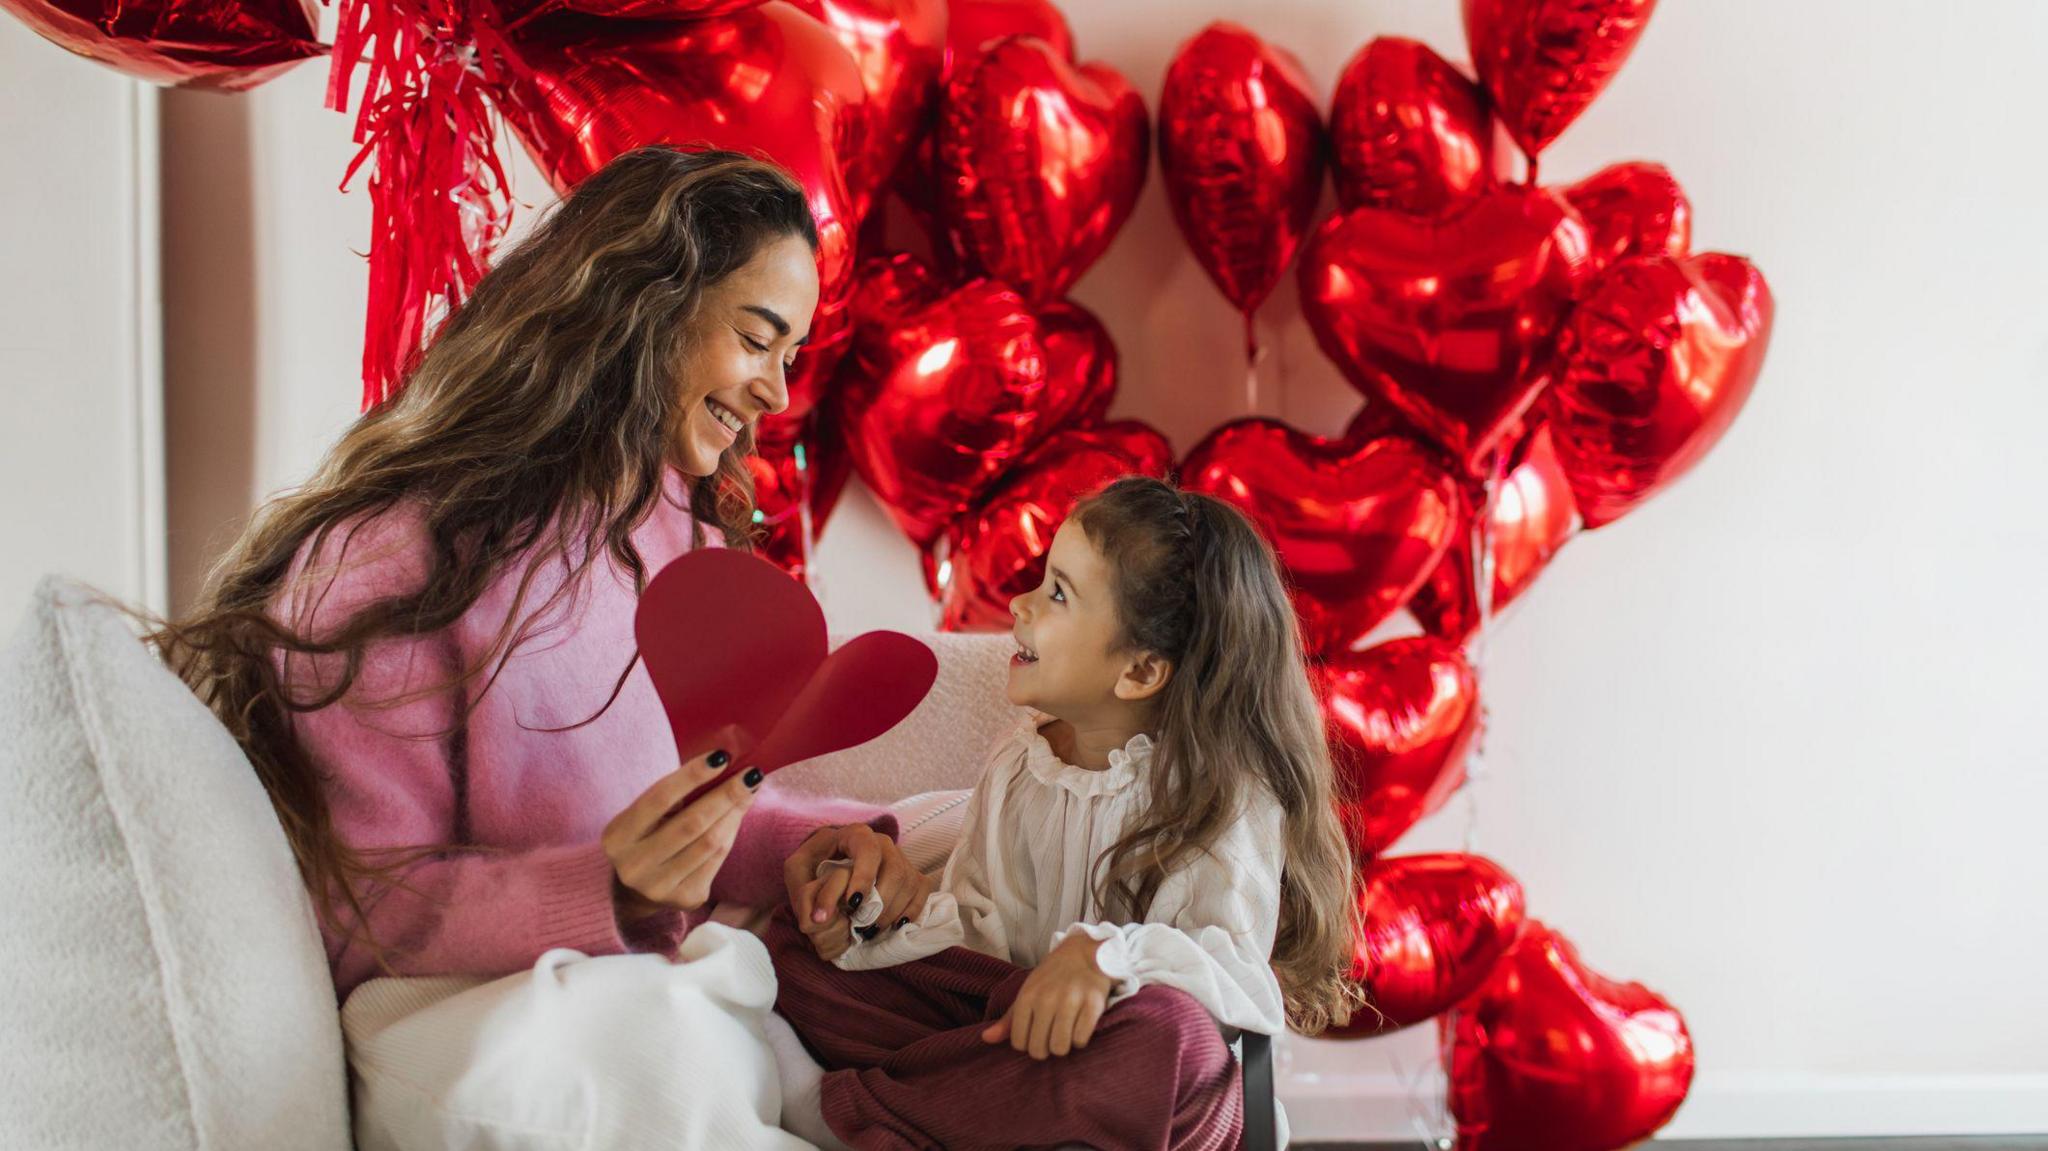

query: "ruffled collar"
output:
1016 709 1155 797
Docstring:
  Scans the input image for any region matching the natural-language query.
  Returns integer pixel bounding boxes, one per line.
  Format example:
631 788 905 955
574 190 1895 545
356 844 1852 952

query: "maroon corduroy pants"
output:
765 912 1243 1151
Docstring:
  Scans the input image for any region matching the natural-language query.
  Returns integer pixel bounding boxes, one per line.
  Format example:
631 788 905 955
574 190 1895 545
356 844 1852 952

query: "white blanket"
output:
342 924 814 1151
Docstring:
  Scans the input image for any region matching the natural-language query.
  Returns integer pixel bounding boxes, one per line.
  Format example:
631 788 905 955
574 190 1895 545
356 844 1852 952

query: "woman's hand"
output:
982 933 1112 1060
783 823 932 961
604 749 760 919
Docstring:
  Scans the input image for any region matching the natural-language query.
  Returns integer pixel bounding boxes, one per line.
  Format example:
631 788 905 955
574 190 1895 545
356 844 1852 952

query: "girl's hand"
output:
783 823 931 961
604 749 760 918
982 933 1112 1059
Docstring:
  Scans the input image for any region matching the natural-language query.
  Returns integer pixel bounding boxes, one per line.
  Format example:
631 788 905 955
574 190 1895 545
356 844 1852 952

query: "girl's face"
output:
1007 519 1149 717
671 233 820 477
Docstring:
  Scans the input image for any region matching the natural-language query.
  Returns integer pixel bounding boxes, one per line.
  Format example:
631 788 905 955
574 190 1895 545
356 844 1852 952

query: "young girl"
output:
769 476 1363 1151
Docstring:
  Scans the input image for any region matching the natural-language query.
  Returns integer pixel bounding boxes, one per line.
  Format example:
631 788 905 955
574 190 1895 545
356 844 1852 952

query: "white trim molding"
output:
1279 1070 2048 1142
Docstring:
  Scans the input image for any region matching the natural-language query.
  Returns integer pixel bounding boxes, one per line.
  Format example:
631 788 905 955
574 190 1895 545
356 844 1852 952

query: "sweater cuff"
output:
534 842 633 958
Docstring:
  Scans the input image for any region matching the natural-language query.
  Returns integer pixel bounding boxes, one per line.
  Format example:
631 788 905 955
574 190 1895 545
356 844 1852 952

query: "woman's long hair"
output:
1073 477 1364 1035
143 146 819 948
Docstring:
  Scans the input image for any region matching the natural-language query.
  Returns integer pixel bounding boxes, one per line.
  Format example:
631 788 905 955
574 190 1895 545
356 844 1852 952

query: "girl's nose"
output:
1008 593 1026 622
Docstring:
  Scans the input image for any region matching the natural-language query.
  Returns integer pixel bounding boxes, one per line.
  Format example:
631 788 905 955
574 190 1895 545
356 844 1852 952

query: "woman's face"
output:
672 232 820 477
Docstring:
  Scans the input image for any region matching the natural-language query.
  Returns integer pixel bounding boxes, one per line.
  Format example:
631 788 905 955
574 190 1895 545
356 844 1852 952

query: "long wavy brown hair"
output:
1072 476 1365 1035
141 146 819 947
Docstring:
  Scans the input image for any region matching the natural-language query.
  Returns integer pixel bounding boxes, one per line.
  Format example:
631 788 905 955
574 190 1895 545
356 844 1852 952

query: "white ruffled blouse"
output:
835 709 1288 1035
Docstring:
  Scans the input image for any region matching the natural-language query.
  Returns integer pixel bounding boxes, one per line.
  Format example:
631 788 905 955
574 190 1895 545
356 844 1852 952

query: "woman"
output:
150 147 926 1009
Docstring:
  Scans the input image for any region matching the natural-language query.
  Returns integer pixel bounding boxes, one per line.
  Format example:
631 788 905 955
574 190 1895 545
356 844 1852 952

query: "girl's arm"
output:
1048 794 1289 1035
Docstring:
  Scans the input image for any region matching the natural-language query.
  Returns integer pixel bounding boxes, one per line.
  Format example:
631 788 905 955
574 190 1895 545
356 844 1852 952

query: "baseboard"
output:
1279 1071 2048 1142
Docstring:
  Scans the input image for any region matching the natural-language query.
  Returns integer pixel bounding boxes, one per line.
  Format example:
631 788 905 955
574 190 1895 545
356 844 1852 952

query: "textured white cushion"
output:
0 576 349 1151
782 632 1016 805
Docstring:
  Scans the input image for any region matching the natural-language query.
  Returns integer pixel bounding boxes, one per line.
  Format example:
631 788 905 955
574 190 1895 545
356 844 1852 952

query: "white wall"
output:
0 19 163 616
139 0 2048 1139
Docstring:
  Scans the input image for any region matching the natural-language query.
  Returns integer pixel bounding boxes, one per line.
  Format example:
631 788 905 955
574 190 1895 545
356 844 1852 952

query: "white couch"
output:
0 576 1278 1151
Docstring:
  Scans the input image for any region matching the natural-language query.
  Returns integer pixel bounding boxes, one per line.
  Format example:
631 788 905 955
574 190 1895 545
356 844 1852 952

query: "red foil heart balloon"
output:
1327 853 1525 1037
1323 637 1481 857
494 1 867 396
1 0 324 88
1035 300 1120 431
1547 253 1773 528
788 0 946 222
1329 37 1507 216
894 0 1074 229
1409 423 1580 641
938 36 1149 305
918 296 1118 596
1180 420 1460 657
1461 0 1659 163
1158 22 1325 346
1445 921 1694 1150
833 253 1117 548
1300 188 1590 471
939 421 1174 631
496 0 763 27
944 0 1069 66
1564 161 1691 276
2 0 321 88
747 409 852 584
780 307 855 424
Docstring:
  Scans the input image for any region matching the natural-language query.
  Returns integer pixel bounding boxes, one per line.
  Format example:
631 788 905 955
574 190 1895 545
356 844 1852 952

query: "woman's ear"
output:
1114 652 1174 702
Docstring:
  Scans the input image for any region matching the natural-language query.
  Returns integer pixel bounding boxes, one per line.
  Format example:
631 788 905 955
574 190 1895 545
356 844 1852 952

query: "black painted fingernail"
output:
856 924 880 941
743 767 763 788
895 916 910 930
708 750 730 769
846 890 863 910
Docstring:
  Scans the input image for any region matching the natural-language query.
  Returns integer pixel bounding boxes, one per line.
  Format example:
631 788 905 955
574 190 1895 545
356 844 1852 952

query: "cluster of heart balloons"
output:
6 0 1748 1143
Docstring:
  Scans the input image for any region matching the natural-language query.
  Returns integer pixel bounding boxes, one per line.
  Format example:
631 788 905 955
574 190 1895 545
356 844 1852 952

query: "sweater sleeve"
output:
1048 792 1289 1035
277 507 649 1001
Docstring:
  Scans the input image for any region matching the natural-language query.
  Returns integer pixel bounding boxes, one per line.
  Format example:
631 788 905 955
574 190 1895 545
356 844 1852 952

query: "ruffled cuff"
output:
1052 921 1141 1006
833 891 963 971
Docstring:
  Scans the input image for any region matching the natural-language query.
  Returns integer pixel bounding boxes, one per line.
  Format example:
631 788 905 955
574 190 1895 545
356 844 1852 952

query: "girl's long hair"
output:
142 146 819 948
1073 476 1364 1034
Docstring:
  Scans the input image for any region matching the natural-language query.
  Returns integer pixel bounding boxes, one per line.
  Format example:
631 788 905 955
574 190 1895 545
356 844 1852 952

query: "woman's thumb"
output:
981 1014 1010 1044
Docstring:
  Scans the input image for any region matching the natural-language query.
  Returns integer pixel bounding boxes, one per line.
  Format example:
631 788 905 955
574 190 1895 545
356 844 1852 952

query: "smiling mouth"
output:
707 397 746 437
1012 639 1038 665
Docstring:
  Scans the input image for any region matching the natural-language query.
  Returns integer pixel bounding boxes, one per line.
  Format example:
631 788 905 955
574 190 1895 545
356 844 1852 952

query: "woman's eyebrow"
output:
742 304 811 347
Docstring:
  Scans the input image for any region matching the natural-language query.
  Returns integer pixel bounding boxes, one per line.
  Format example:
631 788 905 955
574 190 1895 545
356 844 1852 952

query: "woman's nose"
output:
757 367 791 417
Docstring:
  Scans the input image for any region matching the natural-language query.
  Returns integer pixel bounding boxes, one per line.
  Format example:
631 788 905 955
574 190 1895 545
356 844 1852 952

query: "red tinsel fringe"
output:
326 0 522 410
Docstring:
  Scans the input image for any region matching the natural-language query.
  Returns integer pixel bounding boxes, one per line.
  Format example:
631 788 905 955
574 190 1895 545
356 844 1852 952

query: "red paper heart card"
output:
635 548 938 807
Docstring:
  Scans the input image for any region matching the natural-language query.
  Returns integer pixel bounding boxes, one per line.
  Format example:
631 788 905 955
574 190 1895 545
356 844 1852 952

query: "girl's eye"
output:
1049 583 1065 604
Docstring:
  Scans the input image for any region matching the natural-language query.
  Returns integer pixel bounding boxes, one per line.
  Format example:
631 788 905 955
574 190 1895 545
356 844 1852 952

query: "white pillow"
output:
0 577 350 1151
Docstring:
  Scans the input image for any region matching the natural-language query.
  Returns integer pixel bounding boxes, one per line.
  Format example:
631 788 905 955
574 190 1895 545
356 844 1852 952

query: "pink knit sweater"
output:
272 471 895 1001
